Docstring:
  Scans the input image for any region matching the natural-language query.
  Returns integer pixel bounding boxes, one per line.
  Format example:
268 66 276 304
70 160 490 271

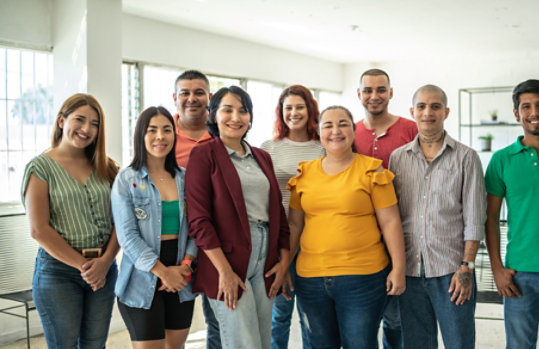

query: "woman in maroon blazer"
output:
185 86 290 349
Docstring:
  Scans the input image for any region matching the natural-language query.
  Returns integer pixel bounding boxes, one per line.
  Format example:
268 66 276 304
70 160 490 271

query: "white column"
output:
52 0 123 164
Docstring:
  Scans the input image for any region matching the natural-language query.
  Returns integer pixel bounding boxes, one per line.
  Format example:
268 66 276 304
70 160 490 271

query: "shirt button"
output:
425 175 429 179
423 195 426 199
374 147 378 150
531 153 534 157
535 162 538 166
372 132 376 136
158 219 161 222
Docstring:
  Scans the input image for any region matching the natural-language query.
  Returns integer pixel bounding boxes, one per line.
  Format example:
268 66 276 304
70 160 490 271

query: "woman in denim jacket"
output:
112 106 197 348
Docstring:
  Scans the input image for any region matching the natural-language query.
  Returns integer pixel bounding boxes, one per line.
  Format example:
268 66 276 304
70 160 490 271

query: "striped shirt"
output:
261 138 325 215
21 153 113 249
389 133 486 278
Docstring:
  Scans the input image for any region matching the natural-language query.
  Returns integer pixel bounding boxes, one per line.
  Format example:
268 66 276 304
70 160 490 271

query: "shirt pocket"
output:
133 196 151 220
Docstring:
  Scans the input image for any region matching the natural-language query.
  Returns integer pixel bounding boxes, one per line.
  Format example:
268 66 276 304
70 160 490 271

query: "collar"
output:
139 166 149 179
508 135 530 155
173 113 212 141
225 141 252 158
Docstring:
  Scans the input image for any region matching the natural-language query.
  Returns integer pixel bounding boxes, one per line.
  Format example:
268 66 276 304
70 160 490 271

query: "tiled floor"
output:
0 301 525 349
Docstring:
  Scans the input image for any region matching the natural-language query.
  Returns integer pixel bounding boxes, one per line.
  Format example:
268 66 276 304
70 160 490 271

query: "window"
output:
0 46 53 203
143 64 182 114
318 90 342 111
246 80 284 146
120 62 343 156
121 62 140 165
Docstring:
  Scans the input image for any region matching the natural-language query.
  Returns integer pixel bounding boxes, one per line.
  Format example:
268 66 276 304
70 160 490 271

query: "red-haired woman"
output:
261 85 324 349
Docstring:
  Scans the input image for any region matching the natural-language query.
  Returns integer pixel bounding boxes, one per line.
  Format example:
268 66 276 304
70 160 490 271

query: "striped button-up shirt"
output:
21 153 113 249
389 133 486 278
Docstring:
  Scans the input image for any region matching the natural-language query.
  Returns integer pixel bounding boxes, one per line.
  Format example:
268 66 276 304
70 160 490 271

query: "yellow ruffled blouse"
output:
288 154 397 277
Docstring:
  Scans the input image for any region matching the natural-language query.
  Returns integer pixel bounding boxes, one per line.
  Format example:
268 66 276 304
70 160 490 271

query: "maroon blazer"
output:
185 137 290 300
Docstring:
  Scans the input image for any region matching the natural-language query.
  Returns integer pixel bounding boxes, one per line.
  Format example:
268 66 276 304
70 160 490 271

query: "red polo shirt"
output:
354 117 417 169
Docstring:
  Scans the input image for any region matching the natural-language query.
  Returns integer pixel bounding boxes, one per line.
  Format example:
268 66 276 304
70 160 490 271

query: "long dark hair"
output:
129 106 178 177
206 86 253 141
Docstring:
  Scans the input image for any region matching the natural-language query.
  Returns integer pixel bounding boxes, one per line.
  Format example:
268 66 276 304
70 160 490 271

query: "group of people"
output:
20 68 539 349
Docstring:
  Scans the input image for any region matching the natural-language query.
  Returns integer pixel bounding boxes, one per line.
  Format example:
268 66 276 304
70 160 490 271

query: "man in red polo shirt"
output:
354 69 417 349
355 69 417 169
172 70 213 167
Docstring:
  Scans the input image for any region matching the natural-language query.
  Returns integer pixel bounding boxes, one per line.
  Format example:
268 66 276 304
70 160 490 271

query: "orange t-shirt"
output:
173 114 212 167
288 154 397 277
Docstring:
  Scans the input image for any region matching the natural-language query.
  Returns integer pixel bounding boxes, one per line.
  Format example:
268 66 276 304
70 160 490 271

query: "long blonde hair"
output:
51 93 118 185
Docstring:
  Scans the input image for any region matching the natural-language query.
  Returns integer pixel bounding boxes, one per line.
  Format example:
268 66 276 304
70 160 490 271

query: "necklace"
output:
149 171 172 182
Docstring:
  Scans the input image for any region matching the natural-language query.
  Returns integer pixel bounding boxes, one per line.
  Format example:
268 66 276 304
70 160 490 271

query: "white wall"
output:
0 0 52 50
342 50 539 137
122 14 343 92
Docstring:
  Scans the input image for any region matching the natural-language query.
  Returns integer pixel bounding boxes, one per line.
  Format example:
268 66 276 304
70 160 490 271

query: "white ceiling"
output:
123 0 539 63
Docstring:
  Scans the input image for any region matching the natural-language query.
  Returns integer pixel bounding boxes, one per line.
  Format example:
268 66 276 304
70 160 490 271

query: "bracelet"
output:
181 259 194 273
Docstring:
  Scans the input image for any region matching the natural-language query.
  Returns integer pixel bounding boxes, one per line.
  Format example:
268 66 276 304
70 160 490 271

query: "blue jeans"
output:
382 296 403 349
32 248 117 349
209 222 274 349
271 253 311 349
296 267 389 349
202 294 222 349
399 273 476 349
504 271 539 349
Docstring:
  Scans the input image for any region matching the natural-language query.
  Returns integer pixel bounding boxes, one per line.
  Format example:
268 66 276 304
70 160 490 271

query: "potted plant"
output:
478 133 493 151
489 109 498 122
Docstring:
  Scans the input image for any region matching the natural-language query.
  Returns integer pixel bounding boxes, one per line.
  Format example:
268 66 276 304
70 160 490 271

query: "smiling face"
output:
58 105 99 150
515 92 539 137
411 91 449 137
358 74 393 117
144 114 175 161
283 94 309 133
319 108 355 155
173 78 210 122
216 93 251 144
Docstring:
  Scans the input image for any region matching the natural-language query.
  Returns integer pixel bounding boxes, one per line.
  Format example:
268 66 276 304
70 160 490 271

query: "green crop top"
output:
161 200 180 235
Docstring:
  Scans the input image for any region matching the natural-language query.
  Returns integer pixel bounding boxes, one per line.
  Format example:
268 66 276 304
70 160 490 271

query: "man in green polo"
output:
485 79 539 348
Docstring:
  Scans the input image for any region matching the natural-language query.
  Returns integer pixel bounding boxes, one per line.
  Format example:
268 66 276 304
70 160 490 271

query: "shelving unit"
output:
458 86 520 152
458 86 519 304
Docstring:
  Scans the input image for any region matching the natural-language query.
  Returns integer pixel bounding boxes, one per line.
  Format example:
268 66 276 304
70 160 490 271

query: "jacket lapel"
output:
211 138 251 241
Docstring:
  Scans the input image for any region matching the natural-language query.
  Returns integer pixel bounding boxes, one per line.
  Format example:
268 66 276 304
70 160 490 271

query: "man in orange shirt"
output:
172 70 220 348
172 70 213 167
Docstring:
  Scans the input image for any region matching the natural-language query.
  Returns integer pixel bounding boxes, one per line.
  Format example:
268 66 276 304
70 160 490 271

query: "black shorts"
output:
118 239 195 341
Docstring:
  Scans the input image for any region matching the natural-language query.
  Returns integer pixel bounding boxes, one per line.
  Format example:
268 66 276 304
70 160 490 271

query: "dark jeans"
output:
296 267 389 349
32 248 117 348
504 271 539 349
202 294 222 349
399 273 476 349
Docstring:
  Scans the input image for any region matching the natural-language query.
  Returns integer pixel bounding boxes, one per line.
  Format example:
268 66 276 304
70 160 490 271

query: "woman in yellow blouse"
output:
287 105 406 349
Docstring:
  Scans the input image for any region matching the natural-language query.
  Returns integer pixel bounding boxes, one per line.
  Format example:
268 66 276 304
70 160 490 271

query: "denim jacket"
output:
111 166 197 309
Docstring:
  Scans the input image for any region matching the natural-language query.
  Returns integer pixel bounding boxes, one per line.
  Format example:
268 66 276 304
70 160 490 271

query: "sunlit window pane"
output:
318 91 342 111
143 65 182 115
0 46 53 203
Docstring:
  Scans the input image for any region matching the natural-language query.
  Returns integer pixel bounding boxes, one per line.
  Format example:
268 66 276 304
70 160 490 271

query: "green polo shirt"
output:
485 136 539 272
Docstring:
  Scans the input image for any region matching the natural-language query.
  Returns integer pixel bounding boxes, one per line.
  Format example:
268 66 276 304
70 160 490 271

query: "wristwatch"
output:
460 261 475 269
